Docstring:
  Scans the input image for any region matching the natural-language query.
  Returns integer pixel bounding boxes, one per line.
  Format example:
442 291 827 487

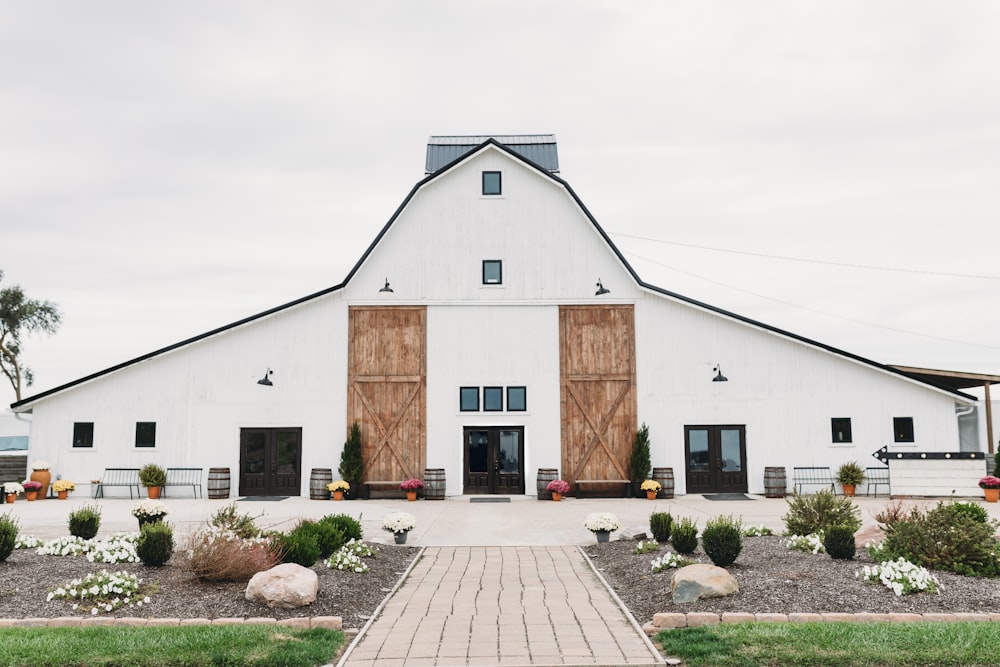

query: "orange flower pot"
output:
26 491 37 501
984 488 999 503
646 490 657 500
147 486 161 499
551 491 562 502
4 493 14 504
406 491 417 501
57 490 69 500
332 490 344 501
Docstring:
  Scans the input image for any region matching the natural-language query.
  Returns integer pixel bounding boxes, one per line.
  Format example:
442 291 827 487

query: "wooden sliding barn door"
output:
348 306 426 484
559 305 637 490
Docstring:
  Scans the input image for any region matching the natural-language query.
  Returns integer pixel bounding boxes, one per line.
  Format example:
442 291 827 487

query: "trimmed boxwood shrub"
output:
0 513 17 563
671 516 699 555
823 525 857 560
278 526 321 567
702 515 743 567
649 512 673 543
137 521 175 566
69 504 101 540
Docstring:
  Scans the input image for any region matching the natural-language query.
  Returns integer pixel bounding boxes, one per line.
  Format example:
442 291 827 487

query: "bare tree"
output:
0 270 62 402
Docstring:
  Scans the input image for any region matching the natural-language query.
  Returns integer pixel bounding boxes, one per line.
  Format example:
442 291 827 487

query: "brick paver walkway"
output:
340 546 663 667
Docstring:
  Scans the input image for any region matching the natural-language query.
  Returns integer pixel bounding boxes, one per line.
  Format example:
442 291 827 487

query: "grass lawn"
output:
0 625 345 667
657 622 1000 667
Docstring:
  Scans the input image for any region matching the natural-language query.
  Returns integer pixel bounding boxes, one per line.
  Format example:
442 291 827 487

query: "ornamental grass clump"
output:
649 511 673 543
68 504 102 540
136 522 174 567
823 525 857 560
47 570 154 615
701 514 743 567
671 516 698 554
782 490 861 536
184 526 281 582
859 557 941 596
209 503 261 539
0 513 17 563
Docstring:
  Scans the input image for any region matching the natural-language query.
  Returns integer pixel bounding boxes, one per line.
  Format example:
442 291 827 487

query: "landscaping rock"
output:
671 564 738 603
245 563 319 609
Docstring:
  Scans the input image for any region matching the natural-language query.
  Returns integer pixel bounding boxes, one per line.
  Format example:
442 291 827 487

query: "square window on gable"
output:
73 422 94 448
831 418 852 443
136 422 157 448
893 417 914 443
482 171 501 195
483 260 502 285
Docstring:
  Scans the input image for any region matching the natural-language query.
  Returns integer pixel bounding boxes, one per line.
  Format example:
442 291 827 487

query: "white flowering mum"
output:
31 460 50 470
132 499 168 518
858 557 941 596
381 512 416 534
584 512 620 533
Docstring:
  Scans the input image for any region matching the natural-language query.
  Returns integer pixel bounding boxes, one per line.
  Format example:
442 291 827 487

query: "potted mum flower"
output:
545 479 570 501
3 481 23 503
382 511 416 544
640 479 662 500
22 480 42 501
979 475 1000 503
52 480 76 500
132 499 169 528
327 480 350 501
400 478 424 501
584 512 620 543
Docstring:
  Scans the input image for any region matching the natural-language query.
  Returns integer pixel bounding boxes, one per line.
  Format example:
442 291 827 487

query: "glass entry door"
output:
684 425 747 494
463 426 525 494
239 427 302 496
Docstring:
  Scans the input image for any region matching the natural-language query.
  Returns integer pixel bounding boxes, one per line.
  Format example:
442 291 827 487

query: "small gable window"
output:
73 422 94 448
893 417 914 443
483 386 503 412
831 418 852 443
482 171 501 196
460 387 480 412
136 422 157 448
483 260 502 285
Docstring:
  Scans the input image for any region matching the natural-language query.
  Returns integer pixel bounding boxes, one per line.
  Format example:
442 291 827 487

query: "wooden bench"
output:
575 479 631 498
165 467 203 498
792 467 835 495
865 467 890 497
0 455 28 503
363 481 403 499
94 468 141 499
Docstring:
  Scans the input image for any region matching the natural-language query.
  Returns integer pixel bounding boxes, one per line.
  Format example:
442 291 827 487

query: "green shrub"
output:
296 519 346 559
0 513 17 563
319 514 363 543
649 512 673 543
701 515 743 567
949 501 990 525
782 490 861 536
671 516 698 554
339 422 364 498
69 504 101 540
210 503 260 539
879 501 1000 577
823 525 857 560
136 522 175 566
629 422 651 483
278 527 321 567
138 463 167 488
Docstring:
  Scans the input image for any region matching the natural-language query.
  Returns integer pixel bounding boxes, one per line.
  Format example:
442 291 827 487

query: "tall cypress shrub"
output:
629 423 651 497
339 421 364 498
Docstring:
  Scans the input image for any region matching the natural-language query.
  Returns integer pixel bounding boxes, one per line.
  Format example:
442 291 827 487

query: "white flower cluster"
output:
131 499 168 518
47 569 151 614
784 533 825 554
34 533 140 563
584 512 620 533
858 557 942 596
742 524 774 537
381 512 416 534
31 460 51 470
325 540 377 573
15 534 42 549
650 552 689 573
3 482 24 495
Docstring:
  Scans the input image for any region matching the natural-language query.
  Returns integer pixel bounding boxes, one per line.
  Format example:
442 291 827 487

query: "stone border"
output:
0 616 342 629
644 611 1000 634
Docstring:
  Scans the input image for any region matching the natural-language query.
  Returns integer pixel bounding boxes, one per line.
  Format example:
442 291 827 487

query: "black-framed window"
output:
482 171 501 195
73 422 94 448
507 386 527 412
893 417 914 443
482 260 502 285
831 418 852 443
136 422 157 448
484 386 503 412
460 387 480 412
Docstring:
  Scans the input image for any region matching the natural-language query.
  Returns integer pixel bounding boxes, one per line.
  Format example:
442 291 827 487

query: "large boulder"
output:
245 563 319 609
671 564 738 603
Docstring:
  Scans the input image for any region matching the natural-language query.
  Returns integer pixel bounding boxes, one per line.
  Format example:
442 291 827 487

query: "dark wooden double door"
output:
463 426 525 494
239 427 302 496
685 425 747 494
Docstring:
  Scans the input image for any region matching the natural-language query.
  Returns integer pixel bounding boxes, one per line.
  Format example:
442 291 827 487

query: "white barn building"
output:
10 136 986 498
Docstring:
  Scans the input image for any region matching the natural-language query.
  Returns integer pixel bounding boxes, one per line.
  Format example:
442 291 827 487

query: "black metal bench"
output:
865 467 890 497
792 467 835 494
575 479 631 498
94 468 141 499
165 467 203 498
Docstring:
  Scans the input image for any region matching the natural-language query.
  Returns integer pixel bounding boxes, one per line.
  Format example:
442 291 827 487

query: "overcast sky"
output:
2 1 999 409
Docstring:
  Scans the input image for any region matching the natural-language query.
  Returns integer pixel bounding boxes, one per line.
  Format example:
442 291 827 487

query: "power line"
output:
624 250 1000 352
610 232 1000 281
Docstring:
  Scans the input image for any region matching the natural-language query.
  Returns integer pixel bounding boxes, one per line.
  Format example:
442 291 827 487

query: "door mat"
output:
237 496 289 502
702 493 754 501
470 497 511 503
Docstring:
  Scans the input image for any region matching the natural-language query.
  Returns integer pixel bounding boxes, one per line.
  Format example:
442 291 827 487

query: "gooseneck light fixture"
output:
379 279 394 293
595 279 610 296
712 366 728 382
257 368 274 386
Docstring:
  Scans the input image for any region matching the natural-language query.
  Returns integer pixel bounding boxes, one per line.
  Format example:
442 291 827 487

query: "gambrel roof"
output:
11 137 976 410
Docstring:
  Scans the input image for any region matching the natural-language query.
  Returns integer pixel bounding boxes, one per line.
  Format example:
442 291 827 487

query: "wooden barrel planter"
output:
207 468 231 499
309 468 333 500
424 468 446 500
652 467 674 499
764 466 787 498
536 468 558 500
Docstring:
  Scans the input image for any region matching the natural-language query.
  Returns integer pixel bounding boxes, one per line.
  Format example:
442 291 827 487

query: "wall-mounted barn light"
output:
257 369 274 386
595 279 610 296
379 279 394 293
712 366 728 382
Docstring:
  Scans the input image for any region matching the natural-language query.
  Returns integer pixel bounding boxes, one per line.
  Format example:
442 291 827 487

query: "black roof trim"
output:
11 139 975 408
